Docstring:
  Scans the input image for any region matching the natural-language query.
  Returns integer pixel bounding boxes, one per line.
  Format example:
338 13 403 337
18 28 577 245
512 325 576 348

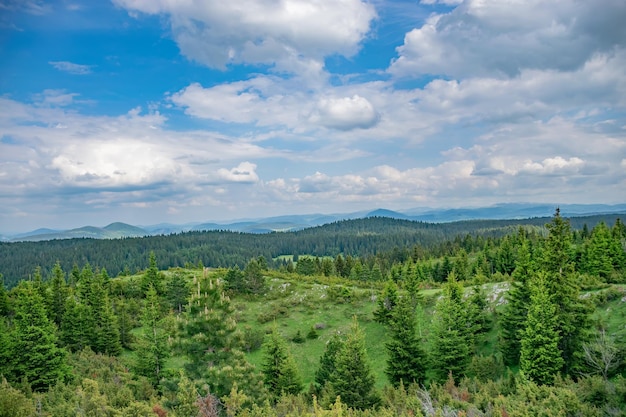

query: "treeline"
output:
1 210 626 416
1 213 624 288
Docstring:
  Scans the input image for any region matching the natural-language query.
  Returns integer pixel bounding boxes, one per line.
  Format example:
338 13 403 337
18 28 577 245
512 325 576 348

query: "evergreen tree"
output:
330 318 379 410
0 318 11 378
60 292 91 352
141 251 163 295
9 282 68 391
495 236 516 275
179 277 264 400
261 327 302 400
243 258 266 294
500 238 533 365
314 332 344 392
430 273 473 383
385 296 427 386
94 291 122 356
542 208 592 375
519 273 563 385
373 278 398 324
135 285 169 388
47 261 69 327
583 222 613 278
467 285 490 336
224 266 246 293
0 274 9 317
166 273 190 314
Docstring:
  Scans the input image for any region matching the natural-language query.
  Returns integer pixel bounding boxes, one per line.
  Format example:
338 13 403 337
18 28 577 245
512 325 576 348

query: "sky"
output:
1 0 625 234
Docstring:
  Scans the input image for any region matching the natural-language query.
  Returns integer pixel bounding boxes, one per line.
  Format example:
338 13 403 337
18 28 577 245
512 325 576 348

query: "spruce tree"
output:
373 278 398 324
60 292 91 352
10 282 68 391
135 285 169 387
314 332 344 392
385 296 427 386
430 273 473 383
141 251 163 295
261 327 302 400
166 272 190 314
330 318 379 410
519 273 563 385
95 291 122 356
542 208 592 375
500 238 533 365
47 261 69 327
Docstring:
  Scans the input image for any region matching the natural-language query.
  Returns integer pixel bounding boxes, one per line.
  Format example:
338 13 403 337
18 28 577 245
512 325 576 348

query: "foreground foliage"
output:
0 210 625 415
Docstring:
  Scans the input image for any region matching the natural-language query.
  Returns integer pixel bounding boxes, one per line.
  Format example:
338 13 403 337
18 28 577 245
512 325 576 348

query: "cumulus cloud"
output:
390 0 626 78
217 162 259 183
114 0 376 70
50 139 182 188
309 95 379 130
49 61 93 75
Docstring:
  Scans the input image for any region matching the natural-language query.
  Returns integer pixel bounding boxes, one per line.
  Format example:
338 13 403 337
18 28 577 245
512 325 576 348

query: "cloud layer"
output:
1 0 625 232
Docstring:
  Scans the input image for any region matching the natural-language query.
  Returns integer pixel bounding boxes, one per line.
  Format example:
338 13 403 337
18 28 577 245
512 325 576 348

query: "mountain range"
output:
3 203 626 242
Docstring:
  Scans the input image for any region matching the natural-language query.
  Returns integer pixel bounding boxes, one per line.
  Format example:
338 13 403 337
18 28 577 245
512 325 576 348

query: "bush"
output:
292 330 305 344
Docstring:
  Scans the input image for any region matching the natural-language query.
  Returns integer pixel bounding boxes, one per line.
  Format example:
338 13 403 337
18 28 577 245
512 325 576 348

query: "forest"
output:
1 209 626 416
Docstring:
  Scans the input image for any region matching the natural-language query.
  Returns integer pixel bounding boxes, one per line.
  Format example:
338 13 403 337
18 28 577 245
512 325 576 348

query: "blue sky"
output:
1 0 625 233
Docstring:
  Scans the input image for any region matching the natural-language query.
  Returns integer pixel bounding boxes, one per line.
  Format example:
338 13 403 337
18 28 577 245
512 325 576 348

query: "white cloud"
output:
49 61 93 75
113 0 376 71
390 0 626 79
217 162 259 183
309 95 379 130
33 89 80 107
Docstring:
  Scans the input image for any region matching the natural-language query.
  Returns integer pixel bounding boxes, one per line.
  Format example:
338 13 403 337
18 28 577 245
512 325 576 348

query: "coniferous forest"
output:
2 210 626 416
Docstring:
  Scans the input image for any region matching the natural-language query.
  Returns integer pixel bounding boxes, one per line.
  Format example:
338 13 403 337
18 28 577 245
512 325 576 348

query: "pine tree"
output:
261 327 302 400
179 277 264 400
430 273 473 383
519 274 563 385
9 282 68 391
385 296 427 386
500 238 533 365
135 285 169 388
330 318 379 410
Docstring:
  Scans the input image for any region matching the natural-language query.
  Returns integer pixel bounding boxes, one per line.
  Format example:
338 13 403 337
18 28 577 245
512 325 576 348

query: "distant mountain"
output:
366 209 410 220
403 203 626 222
12 223 148 242
6 203 626 242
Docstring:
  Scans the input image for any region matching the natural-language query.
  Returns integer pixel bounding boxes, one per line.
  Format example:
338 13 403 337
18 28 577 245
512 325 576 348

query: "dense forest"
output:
0 213 624 289
1 210 626 416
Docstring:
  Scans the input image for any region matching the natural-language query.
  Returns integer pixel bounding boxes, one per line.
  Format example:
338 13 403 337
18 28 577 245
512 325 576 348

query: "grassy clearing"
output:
124 270 626 392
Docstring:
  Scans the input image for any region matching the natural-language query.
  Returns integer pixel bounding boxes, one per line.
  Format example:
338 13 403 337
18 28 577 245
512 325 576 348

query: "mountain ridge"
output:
3 203 626 242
